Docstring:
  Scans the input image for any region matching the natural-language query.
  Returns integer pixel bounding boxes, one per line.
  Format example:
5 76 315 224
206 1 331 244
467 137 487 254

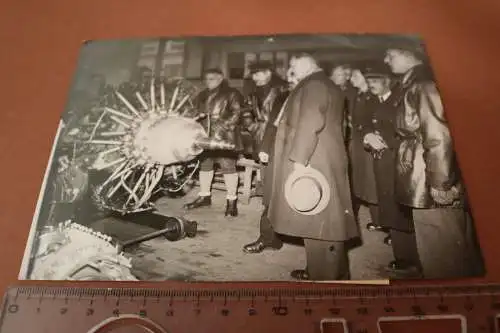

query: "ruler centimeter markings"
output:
1 285 500 332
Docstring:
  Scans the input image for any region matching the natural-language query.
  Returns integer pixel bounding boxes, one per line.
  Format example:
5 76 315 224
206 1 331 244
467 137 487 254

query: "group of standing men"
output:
183 44 485 281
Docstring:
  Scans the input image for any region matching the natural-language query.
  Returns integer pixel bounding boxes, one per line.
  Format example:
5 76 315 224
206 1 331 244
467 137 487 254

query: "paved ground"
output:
91 185 394 282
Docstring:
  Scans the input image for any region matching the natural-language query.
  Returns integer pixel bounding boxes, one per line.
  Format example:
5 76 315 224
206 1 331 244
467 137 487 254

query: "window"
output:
244 53 257 77
162 40 185 78
136 39 186 78
162 54 184 78
140 40 160 57
137 56 155 70
259 52 273 61
165 40 185 54
163 64 183 78
275 51 288 79
227 52 246 79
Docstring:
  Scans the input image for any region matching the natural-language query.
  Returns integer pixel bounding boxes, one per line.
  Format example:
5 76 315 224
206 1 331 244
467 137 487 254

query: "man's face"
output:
286 68 298 88
204 73 224 90
350 70 366 89
330 67 349 86
251 70 272 87
384 49 413 74
366 77 390 96
349 70 366 88
344 68 352 80
242 115 253 127
288 57 313 82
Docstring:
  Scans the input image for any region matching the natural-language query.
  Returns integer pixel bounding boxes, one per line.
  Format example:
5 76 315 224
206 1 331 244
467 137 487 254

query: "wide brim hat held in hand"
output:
284 166 330 216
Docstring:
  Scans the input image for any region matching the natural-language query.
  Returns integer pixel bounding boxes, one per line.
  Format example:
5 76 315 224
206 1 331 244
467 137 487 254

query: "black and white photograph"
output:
18 34 485 282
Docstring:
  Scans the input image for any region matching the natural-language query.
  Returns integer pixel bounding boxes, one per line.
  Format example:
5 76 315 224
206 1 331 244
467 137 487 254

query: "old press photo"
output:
19 34 485 282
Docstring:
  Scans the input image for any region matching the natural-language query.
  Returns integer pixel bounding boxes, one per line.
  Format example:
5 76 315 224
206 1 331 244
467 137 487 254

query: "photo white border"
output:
18 120 64 280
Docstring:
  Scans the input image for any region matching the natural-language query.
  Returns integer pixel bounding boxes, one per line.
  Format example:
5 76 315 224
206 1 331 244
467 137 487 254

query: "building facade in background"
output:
133 36 390 90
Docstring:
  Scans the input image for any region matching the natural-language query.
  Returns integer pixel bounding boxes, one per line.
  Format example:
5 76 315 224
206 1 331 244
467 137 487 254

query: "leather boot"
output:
184 196 211 210
225 199 238 217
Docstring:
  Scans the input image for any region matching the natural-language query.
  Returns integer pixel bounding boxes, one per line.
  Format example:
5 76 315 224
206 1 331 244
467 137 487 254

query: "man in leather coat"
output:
184 68 244 217
384 45 484 278
241 61 289 254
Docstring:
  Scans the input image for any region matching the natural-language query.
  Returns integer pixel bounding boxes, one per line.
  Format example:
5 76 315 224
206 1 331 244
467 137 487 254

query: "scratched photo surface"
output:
18 34 485 282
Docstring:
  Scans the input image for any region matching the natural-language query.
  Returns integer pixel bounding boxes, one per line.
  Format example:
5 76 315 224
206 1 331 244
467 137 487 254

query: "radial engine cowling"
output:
127 115 235 166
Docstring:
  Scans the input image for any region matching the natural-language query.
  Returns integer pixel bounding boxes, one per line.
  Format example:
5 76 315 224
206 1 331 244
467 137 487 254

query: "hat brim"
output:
284 166 330 216
364 74 390 79
249 68 271 74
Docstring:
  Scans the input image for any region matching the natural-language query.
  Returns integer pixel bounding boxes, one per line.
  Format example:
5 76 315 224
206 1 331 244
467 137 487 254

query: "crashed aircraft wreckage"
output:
30 77 233 280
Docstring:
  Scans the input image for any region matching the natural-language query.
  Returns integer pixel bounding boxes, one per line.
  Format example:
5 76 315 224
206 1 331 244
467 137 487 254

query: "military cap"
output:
248 60 274 74
362 62 393 79
385 40 427 60
203 67 224 75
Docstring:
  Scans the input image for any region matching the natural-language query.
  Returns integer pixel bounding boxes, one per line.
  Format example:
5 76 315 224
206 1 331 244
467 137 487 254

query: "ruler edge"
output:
4 283 500 298
2 284 500 333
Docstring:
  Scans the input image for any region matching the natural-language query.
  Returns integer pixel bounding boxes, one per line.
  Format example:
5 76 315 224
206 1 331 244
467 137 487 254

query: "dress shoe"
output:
383 234 392 245
225 199 238 217
366 222 385 232
290 269 309 280
290 269 310 280
184 196 211 210
386 260 422 278
243 238 283 254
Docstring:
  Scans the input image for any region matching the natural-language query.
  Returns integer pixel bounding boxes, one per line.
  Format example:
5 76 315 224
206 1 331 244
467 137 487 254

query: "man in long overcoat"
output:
267 53 359 281
347 68 380 229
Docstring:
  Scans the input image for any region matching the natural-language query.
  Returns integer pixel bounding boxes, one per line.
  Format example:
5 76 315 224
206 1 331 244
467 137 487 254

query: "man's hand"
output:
258 152 269 164
363 133 388 151
430 185 461 205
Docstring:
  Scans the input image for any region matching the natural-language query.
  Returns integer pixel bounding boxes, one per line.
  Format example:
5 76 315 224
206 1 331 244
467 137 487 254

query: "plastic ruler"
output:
2 284 500 332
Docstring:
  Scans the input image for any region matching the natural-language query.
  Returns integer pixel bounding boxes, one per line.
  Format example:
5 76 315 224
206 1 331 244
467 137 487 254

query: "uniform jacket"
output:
394 65 465 208
266 71 358 242
366 92 413 231
349 91 378 204
191 81 244 151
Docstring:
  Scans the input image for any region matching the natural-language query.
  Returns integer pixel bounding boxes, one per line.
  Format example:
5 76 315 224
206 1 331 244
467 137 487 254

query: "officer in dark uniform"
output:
362 63 422 277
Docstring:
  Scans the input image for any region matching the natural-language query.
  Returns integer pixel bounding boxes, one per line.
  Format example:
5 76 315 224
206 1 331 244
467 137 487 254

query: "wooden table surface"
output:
0 0 499 307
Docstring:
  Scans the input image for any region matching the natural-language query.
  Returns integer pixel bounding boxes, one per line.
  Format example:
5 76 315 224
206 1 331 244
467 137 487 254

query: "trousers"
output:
259 206 282 246
353 198 379 226
390 228 420 266
304 239 350 280
412 207 485 278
